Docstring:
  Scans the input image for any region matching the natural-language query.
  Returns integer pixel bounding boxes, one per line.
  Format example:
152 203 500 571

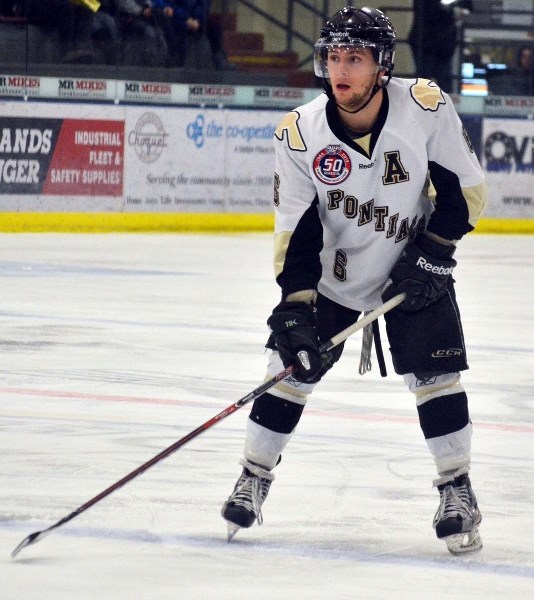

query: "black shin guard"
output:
249 392 305 434
417 391 469 440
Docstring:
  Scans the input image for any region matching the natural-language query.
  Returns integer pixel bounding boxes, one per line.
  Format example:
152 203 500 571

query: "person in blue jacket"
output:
152 0 234 68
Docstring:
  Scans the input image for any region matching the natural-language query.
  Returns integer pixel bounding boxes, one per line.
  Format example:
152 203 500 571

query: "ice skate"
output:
221 459 274 541
433 468 482 555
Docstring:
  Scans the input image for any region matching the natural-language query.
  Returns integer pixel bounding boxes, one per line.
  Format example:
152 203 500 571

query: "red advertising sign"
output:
42 119 124 196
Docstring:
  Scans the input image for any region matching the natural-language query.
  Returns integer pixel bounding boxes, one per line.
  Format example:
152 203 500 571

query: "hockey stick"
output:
11 292 405 558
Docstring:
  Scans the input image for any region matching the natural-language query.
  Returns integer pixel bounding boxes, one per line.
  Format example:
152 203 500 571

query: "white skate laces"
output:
221 459 274 541
432 467 482 555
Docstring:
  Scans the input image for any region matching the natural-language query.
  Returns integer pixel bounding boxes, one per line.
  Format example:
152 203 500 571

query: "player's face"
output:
327 47 381 111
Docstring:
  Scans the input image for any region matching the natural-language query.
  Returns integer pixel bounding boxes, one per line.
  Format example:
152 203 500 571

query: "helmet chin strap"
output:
333 71 391 116
336 82 380 115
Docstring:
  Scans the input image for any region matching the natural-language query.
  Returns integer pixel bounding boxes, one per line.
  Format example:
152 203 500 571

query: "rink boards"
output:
0 99 533 233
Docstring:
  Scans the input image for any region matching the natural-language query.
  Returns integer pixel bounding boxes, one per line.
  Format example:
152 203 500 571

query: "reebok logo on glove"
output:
382 234 456 312
416 256 454 276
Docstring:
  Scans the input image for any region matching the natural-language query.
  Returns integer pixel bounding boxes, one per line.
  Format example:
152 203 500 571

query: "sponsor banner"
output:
55 77 114 101
121 81 173 104
3 100 529 222
0 101 283 213
43 119 123 196
0 75 41 98
0 75 116 101
124 107 280 212
0 117 59 194
187 84 238 106
0 107 124 200
0 75 323 108
252 86 307 107
1 73 532 118
483 95 534 116
482 117 534 218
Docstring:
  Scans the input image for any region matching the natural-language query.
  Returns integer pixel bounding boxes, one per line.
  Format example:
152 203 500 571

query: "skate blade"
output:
444 528 483 555
226 522 240 543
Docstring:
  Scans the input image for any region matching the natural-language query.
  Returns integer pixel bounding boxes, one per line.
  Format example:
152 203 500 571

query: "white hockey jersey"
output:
272 77 487 312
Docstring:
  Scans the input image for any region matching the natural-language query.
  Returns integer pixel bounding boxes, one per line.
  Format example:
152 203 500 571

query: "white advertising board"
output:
2 100 533 227
123 107 279 213
481 117 534 218
0 74 320 109
0 101 287 214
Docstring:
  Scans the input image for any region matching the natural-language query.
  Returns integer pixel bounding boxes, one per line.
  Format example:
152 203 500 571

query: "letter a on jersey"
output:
382 151 409 185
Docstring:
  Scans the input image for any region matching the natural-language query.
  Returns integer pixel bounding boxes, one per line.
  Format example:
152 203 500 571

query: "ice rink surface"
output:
1 232 533 600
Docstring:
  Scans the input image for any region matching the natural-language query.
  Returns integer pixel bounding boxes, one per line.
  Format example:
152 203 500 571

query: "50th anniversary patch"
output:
313 145 352 185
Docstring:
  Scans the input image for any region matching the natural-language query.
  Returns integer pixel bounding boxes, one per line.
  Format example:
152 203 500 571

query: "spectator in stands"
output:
514 46 534 95
0 1 23 17
203 1 236 70
149 0 185 66
92 0 120 64
518 46 532 70
152 0 234 69
26 0 96 63
409 0 472 93
115 0 168 67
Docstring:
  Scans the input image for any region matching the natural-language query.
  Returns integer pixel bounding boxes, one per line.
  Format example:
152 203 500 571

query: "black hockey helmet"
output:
314 6 396 78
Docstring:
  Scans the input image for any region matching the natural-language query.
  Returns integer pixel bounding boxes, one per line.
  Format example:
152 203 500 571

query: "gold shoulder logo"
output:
410 78 446 112
274 111 307 152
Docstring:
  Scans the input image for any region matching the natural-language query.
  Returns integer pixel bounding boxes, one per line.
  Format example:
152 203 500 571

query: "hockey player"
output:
221 6 487 555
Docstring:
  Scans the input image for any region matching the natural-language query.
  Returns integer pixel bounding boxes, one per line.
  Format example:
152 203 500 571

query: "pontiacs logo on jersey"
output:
313 145 352 185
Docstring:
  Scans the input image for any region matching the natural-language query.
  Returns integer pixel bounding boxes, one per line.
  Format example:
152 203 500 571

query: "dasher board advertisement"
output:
482 118 534 218
0 101 283 214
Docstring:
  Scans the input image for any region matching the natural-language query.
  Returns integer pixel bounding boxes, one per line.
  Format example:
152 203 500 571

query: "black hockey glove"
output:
267 301 323 383
382 233 457 312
